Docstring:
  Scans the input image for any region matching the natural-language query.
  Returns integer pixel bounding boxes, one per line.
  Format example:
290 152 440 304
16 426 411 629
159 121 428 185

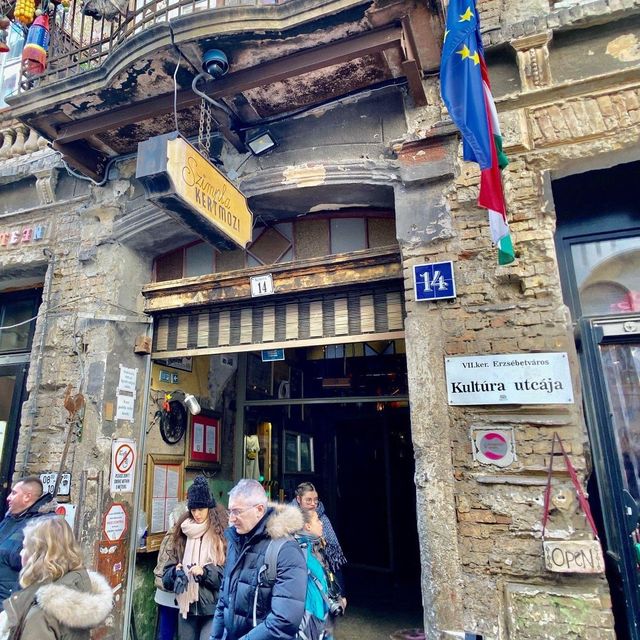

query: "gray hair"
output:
228 479 268 506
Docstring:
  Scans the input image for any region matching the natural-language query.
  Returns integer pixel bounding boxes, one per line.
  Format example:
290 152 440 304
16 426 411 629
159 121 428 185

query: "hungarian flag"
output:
440 0 515 265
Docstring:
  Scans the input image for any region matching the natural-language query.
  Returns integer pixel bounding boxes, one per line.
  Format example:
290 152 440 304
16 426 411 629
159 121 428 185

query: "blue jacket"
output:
210 504 306 640
0 492 54 600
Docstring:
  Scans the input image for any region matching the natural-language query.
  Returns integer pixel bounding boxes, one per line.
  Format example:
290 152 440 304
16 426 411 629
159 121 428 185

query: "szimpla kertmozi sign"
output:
167 137 252 249
445 352 574 405
136 133 253 251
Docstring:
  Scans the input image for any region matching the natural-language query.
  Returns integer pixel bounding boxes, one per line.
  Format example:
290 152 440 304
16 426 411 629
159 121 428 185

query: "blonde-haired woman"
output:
0 516 112 640
162 477 227 640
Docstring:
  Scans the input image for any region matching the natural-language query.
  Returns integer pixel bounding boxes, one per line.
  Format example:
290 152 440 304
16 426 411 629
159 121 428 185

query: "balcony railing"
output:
17 0 279 93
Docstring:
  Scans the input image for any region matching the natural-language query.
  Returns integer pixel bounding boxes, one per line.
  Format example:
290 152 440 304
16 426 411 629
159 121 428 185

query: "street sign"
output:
445 352 575 405
104 503 128 542
262 348 285 362
413 261 456 302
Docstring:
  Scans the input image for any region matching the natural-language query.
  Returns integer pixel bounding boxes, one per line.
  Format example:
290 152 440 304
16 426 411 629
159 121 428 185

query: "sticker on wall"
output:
471 427 516 467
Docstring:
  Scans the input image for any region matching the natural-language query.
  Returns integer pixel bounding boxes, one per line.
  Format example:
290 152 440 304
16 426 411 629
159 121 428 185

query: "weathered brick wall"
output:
398 3 640 636
0 162 154 638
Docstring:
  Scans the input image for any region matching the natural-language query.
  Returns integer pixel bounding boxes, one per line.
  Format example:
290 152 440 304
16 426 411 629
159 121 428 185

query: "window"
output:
0 27 24 108
569 236 640 315
0 292 40 354
154 242 215 281
284 431 314 473
330 218 367 254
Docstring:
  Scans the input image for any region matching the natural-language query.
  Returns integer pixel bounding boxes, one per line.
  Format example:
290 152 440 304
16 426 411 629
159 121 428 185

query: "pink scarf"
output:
177 518 219 619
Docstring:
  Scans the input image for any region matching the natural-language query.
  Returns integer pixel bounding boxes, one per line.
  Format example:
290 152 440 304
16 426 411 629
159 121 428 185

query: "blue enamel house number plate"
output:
413 261 456 301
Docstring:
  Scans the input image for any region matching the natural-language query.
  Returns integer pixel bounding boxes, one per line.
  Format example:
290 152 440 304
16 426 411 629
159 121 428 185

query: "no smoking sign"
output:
110 438 136 493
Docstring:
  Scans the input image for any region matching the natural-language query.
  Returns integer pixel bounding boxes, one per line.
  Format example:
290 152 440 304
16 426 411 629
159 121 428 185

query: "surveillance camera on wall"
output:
202 49 229 79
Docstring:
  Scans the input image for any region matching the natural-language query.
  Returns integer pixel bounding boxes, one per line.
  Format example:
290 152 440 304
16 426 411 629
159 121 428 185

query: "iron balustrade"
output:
17 0 278 92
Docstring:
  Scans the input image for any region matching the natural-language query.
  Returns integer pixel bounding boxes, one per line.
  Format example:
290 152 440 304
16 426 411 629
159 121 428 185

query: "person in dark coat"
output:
210 479 306 640
162 477 227 640
0 477 54 601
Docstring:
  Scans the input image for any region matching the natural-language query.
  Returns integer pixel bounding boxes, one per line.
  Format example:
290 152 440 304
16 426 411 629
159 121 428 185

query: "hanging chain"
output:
197 97 213 160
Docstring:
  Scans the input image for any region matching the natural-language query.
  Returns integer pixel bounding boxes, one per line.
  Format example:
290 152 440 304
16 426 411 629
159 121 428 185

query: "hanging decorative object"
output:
14 0 37 25
22 10 49 74
541 432 605 574
0 29 9 53
80 0 128 22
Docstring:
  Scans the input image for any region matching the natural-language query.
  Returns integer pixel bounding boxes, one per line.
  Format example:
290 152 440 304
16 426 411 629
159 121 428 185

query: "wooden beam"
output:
55 25 404 145
52 140 110 182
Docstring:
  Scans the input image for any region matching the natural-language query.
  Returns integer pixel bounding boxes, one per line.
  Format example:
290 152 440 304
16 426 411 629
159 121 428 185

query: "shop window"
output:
154 242 215 281
330 218 367 254
570 237 640 315
0 294 39 353
284 431 314 474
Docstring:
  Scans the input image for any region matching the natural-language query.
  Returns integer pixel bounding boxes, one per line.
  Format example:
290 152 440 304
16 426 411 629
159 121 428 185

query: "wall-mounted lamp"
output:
164 390 201 416
246 129 278 156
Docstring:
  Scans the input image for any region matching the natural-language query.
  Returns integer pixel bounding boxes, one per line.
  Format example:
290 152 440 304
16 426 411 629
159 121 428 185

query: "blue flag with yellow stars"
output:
440 0 492 170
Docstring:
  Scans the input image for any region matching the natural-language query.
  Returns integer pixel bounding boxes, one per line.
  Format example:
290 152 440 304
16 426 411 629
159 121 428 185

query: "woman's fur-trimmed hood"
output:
265 502 303 540
36 570 113 629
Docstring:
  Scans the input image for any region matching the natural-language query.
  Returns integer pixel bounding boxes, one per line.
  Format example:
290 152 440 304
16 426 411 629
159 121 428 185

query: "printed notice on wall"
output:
118 365 138 395
110 439 136 493
193 422 204 453
445 352 574 405
116 394 135 421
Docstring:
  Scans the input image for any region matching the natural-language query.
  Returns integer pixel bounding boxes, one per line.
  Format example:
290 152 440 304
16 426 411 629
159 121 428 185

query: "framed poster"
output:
145 454 185 551
187 410 221 469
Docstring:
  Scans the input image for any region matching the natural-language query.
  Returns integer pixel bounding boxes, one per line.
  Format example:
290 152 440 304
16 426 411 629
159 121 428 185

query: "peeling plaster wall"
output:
0 163 153 639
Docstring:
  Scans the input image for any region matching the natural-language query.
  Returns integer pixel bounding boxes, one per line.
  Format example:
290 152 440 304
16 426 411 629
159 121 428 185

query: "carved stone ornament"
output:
35 168 58 205
511 31 553 92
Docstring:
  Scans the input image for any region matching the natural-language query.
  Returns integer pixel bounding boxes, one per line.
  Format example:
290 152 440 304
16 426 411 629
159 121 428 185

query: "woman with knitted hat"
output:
162 477 228 640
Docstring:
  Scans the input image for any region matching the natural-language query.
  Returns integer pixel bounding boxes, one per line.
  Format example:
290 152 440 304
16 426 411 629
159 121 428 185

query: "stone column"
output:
394 133 465 639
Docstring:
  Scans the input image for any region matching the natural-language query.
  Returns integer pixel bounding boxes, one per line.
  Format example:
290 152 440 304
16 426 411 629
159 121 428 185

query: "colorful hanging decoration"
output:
13 0 37 25
22 11 49 74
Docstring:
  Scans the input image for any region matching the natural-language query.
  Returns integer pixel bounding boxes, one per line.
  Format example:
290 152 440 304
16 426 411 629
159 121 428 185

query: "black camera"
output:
328 597 344 617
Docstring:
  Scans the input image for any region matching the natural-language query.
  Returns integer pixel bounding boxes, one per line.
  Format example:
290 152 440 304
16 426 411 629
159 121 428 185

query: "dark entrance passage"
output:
243 342 423 639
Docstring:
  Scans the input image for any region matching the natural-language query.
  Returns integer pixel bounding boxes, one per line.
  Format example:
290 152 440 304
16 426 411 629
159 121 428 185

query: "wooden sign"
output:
543 540 605 574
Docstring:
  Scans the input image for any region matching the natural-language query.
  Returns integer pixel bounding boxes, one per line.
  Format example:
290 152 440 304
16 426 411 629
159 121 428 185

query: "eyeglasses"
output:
229 504 260 518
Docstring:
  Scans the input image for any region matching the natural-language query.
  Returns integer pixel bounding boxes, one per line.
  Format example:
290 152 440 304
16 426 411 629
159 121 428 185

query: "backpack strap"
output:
252 537 292 627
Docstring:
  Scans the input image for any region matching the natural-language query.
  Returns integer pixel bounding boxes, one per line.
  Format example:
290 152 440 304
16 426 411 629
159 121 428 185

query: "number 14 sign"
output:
413 261 456 302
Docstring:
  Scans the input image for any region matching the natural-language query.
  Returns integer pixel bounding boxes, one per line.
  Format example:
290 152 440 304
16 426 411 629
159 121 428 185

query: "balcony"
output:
5 0 442 180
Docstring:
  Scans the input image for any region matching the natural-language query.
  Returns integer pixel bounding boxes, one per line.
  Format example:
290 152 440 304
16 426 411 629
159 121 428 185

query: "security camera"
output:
202 49 229 79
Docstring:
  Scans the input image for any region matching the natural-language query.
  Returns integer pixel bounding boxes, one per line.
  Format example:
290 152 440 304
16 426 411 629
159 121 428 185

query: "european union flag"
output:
440 0 492 170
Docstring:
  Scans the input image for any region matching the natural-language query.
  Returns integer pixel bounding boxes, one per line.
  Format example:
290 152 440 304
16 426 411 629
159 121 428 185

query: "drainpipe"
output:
122 318 154 640
19 247 55 477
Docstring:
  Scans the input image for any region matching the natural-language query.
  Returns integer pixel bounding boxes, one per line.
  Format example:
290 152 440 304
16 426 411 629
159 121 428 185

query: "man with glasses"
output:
210 479 306 640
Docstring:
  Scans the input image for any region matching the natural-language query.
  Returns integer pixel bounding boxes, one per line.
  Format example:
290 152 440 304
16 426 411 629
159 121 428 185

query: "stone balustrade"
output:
0 123 49 161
